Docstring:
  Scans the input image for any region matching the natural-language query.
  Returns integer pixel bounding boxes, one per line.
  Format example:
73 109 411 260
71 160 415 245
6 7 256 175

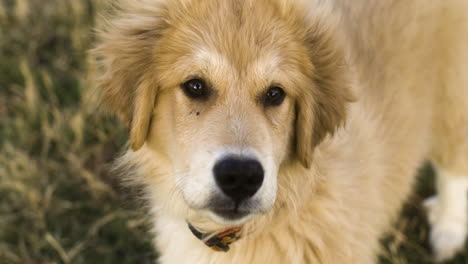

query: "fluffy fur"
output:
92 0 468 263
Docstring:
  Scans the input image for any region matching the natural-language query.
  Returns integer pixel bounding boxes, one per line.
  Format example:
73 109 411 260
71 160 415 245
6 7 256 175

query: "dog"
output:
92 0 468 263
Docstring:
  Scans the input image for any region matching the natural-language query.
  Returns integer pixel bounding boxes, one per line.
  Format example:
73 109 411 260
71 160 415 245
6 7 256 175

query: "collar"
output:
188 223 243 252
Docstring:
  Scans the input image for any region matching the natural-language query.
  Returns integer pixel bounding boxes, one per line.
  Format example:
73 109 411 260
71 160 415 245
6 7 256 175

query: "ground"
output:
0 0 466 263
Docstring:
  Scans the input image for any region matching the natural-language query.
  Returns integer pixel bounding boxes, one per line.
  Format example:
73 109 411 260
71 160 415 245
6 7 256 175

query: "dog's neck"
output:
187 223 243 252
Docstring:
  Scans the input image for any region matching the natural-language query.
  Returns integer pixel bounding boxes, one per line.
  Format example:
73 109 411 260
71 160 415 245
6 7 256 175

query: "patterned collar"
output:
188 223 243 252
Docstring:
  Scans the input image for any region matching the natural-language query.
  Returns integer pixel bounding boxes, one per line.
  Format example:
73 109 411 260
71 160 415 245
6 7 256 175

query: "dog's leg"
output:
425 13 468 260
425 84 468 262
424 167 468 262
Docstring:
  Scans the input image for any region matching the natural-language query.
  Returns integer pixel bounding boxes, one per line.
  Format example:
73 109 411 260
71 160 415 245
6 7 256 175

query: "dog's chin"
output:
184 195 273 228
205 209 255 227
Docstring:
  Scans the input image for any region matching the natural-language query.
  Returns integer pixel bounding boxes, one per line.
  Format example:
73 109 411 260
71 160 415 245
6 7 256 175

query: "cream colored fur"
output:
92 0 468 263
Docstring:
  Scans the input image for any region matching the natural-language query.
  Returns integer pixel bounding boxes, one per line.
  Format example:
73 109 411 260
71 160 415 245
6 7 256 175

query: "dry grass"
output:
0 0 466 263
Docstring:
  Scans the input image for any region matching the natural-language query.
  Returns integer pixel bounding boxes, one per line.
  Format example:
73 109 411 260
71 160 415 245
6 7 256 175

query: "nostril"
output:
213 157 264 202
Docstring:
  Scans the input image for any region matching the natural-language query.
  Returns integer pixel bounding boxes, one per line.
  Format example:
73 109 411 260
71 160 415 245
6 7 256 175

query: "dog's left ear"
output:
295 18 355 168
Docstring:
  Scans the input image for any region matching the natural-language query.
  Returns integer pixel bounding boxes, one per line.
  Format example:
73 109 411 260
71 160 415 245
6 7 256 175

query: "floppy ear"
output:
295 17 355 168
92 4 165 151
129 76 158 150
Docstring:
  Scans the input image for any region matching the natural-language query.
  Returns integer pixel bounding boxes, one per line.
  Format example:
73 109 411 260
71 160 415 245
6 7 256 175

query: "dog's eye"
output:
264 86 286 106
182 78 209 99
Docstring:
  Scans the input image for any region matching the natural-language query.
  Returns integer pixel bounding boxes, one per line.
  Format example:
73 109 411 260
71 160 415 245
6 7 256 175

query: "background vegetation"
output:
0 0 466 263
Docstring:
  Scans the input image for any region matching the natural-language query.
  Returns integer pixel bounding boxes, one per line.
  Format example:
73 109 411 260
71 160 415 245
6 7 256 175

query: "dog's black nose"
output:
213 158 264 203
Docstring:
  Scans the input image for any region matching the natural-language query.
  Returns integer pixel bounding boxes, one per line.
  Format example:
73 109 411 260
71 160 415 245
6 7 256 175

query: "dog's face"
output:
94 0 354 227
148 41 298 225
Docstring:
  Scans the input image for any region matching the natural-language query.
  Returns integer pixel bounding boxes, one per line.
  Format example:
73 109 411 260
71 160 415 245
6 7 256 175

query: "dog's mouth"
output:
212 208 250 220
206 198 259 223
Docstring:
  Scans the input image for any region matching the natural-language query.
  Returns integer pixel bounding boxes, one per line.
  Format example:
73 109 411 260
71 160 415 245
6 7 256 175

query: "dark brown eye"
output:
264 86 286 106
182 78 210 99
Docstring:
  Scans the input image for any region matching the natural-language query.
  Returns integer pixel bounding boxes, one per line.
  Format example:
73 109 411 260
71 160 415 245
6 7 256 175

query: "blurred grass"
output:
0 0 155 263
0 0 466 263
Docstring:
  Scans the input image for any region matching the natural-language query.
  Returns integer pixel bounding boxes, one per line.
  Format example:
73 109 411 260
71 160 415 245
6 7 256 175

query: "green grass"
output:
0 0 466 263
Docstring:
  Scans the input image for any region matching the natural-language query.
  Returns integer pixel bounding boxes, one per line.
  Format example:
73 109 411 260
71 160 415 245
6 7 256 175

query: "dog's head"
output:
93 0 354 227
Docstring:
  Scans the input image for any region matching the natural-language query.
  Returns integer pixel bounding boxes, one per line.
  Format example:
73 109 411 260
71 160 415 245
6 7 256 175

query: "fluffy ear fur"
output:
92 2 166 150
295 10 355 168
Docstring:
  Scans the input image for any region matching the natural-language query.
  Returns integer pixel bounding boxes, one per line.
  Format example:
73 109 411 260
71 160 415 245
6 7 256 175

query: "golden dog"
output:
92 0 468 263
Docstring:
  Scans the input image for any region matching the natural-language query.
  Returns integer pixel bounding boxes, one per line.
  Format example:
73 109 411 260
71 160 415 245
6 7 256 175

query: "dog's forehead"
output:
154 0 312 94
181 3 297 57
191 46 281 82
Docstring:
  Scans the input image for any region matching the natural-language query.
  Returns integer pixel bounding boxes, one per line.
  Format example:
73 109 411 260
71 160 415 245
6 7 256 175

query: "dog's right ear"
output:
91 4 165 151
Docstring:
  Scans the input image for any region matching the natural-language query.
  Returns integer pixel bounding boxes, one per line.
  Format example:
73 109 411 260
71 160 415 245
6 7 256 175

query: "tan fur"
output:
92 0 468 263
